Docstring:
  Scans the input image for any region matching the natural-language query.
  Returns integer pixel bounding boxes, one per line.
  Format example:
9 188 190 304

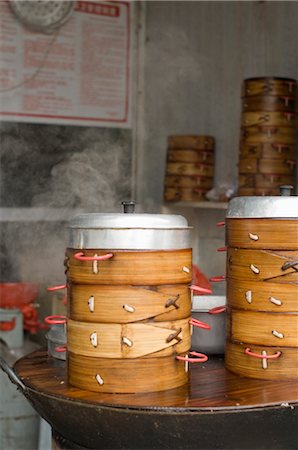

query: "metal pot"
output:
46 324 67 361
68 202 191 250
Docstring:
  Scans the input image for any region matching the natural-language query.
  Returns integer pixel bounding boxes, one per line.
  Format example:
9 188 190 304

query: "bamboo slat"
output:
242 111 297 127
238 158 296 175
68 352 188 393
167 135 214 150
225 340 298 380
226 218 298 249
166 162 214 177
66 249 192 285
228 309 298 347
227 248 298 282
67 318 191 358
241 126 296 144
164 186 209 202
239 174 296 189
227 278 298 312
69 284 191 323
167 149 214 164
242 95 296 112
241 78 297 97
165 175 213 189
239 142 296 159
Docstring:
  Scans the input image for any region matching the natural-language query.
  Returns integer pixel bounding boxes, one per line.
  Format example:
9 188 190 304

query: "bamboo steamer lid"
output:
68 202 191 250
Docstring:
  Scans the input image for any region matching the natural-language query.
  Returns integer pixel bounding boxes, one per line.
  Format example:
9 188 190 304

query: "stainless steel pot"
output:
68 202 192 250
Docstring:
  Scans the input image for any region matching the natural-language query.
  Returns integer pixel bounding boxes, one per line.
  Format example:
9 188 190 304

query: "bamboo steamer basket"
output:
238 187 281 196
239 142 296 159
241 77 297 97
164 187 209 202
68 352 188 393
167 149 214 164
69 284 191 323
241 125 295 144
225 341 298 380
67 318 191 358
225 190 298 379
168 135 214 150
242 111 296 127
238 158 296 175
227 279 298 312
166 162 214 177
242 95 296 112
228 309 298 347
238 174 296 189
165 175 213 189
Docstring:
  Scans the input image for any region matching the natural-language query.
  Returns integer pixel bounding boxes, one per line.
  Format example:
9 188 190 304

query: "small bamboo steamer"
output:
226 218 298 249
242 95 296 112
68 352 188 393
241 126 296 144
165 175 213 189
239 142 296 159
167 149 214 164
238 174 296 189
238 158 296 175
168 135 214 150
67 318 191 358
241 77 297 97
242 111 297 127
228 309 298 347
69 284 191 323
166 162 214 177
66 249 192 285
227 278 298 312
227 248 298 283
164 186 209 202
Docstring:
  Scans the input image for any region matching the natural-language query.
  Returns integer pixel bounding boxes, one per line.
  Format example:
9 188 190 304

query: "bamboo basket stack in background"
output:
164 135 215 202
238 77 297 196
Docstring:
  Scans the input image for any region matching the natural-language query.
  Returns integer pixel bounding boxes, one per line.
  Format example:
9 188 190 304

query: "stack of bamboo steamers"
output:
65 203 203 393
225 187 298 380
238 77 297 195
164 135 215 202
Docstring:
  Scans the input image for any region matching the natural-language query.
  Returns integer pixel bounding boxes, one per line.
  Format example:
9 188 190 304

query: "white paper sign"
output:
0 1 131 128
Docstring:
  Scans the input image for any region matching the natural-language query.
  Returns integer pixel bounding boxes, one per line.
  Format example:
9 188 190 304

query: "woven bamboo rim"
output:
166 162 214 177
241 78 297 97
66 249 192 285
67 318 191 358
164 186 209 202
167 135 214 150
167 149 214 164
68 352 188 393
238 174 296 189
241 126 296 144
227 248 298 283
165 175 213 189
238 157 296 175
237 187 283 196
242 95 296 112
228 309 298 348
225 340 298 380
242 111 297 127
69 284 191 323
227 278 298 312
226 218 298 250
239 142 296 159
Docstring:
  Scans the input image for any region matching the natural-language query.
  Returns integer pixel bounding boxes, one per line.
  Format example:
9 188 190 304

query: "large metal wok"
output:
1 350 297 450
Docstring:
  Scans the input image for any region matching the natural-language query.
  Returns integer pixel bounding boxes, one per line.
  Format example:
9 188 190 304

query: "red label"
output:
75 1 119 17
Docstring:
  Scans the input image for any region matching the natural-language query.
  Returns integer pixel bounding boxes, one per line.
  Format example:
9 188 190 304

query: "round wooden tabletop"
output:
14 350 298 449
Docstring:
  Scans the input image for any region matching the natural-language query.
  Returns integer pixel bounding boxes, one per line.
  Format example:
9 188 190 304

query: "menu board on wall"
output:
0 1 131 128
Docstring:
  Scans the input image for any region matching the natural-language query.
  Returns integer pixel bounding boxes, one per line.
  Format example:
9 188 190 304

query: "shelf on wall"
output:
163 201 228 210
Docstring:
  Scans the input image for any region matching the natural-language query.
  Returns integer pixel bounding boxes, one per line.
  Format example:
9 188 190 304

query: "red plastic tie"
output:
245 348 281 359
189 318 211 330
74 252 113 261
176 351 208 363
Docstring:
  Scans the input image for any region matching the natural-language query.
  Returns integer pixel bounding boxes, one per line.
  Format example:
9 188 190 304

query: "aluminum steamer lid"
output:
68 212 192 250
227 196 298 219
